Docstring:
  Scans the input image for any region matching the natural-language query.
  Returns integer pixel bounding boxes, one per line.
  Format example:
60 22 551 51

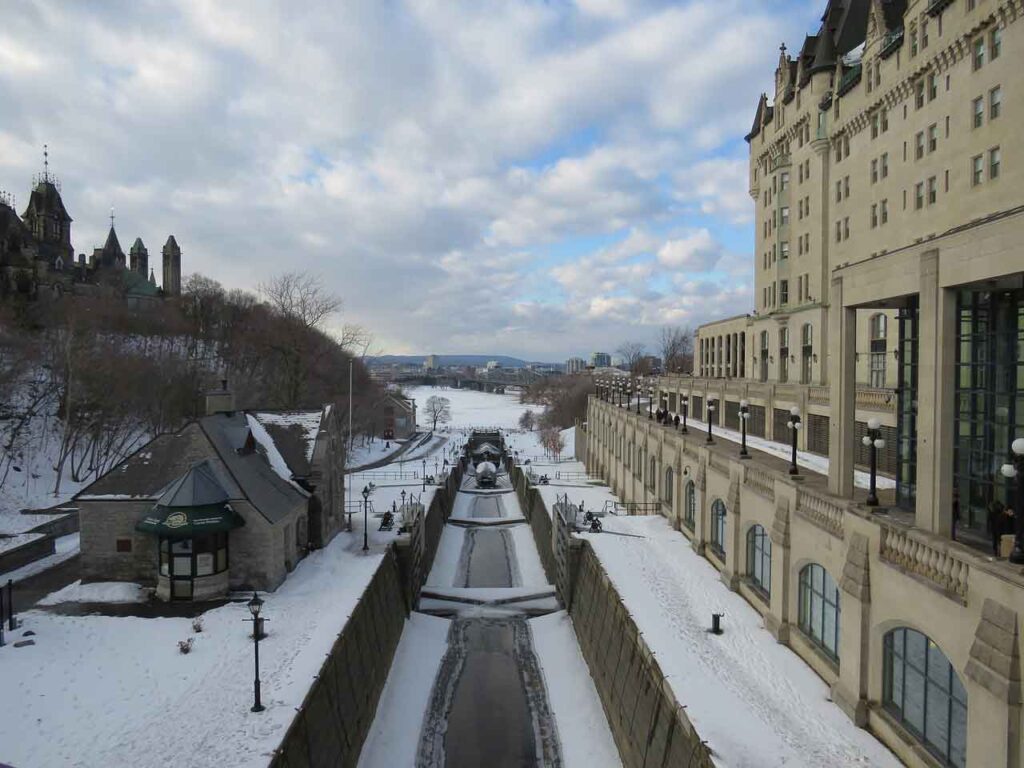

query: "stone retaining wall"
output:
510 464 557 584
270 548 408 768
0 535 55 574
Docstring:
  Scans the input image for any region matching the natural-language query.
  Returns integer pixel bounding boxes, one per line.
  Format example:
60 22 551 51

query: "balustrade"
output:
879 525 969 599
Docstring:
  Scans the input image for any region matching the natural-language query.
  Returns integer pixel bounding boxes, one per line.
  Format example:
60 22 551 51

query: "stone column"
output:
964 599 1021 768
828 276 856 497
693 458 707 555
720 475 741 591
914 250 955 534
766 493 792 643
833 532 871 726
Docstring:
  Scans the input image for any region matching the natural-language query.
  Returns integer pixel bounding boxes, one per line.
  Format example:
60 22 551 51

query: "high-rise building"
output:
565 357 586 374
590 352 611 368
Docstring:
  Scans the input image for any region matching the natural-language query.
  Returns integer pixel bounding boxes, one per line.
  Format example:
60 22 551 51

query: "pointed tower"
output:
94 219 126 270
129 237 148 276
162 235 181 296
21 145 73 268
148 267 156 286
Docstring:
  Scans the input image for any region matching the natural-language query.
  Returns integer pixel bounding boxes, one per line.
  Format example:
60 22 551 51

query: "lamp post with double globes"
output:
681 398 689 434
862 417 885 507
739 400 751 459
706 399 716 444
999 438 1024 564
648 384 654 420
361 485 370 552
787 407 802 476
247 592 265 713
635 379 642 415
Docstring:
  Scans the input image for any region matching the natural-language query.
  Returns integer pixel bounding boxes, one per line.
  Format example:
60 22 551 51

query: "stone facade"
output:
588 397 1023 767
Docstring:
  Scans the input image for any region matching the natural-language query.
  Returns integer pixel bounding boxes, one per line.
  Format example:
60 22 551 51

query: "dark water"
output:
471 496 502 518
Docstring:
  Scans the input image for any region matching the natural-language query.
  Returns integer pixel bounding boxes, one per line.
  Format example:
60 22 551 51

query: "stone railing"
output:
708 452 731 476
879 524 970 600
658 376 897 414
744 466 775 501
795 489 845 539
808 386 829 405
855 387 897 413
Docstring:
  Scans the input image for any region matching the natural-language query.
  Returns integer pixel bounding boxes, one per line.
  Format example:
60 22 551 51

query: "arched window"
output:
683 481 696 530
801 323 813 384
746 525 771 597
710 499 727 556
869 313 888 387
883 628 967 767
663 466 673 503
798 564 840 660
625 441 631 468
648 456 656 491
636 447 643 479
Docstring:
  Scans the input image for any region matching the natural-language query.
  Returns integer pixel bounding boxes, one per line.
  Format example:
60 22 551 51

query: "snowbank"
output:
37 580 147 606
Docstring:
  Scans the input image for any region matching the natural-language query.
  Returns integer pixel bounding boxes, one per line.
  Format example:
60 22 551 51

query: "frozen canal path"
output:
359 464 621 768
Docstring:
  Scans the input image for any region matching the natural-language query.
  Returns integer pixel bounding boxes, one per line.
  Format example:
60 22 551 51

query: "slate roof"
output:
154 459 232 508
21 180 71 223
249 411 325 479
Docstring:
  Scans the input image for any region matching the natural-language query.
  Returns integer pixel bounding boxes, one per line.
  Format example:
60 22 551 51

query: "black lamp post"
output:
786 407 802 476
616 383 622 407
739 399 750 459
635 379 642 415
647 386 654 420
422 459 427 491
706 399 716 444
681 398 689 434
862 417 884 506
361 485 370 552
248 592 265 713
999 438 1024 564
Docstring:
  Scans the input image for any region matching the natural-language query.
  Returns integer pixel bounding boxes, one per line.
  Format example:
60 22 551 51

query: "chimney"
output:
204 378 236 416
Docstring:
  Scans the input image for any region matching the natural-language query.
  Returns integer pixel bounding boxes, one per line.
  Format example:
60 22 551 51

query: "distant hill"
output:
369 354 557 369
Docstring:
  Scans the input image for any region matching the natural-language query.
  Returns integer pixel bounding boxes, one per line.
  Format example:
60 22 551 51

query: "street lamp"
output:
786 407 802 476
739 400 751 459
999 437 1024 564
361 485 370 552
635 379 642 415
247 592 265 713
647 385 654 420
862 417 885 506
422 458 427 491
681 398 689 434
616 383 623 407
706 399 716 444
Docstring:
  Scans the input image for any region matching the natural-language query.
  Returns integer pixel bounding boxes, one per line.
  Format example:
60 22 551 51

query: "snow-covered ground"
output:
405 385 531 430
37 580 147 606
346 436 408 469
0 529 386 768
584 514 899 767
0 532 79 583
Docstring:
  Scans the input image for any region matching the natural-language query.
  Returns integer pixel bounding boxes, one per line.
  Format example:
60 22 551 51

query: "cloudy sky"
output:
1 0 816 361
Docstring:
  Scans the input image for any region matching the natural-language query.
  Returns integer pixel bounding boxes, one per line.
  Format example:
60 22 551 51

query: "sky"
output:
0 0 818 362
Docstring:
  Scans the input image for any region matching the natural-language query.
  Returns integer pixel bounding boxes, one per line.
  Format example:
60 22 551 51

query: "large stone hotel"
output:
587 1 1023 766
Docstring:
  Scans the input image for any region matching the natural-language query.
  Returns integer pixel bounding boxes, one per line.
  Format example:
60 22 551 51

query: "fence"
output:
270 548 407 768
570 544 714 768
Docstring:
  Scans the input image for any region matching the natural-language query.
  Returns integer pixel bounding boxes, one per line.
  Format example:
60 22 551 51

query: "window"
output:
798 564 840 660
881 109 888 132
973 37 985 70
648 456 656 491
990 86 1002 119
928 72 937 101
990 146 1001 180
780 171 789 191
781 206 790 225
683 481 695 530
883 628 967 768
991 27 1002 61
915 182 925 210
881 198 889 224
116 538 133 553
844 175 849 197
915 80 925 109
881 152 889 178
780 279 789 305
871 158 878 184
910 25 918 57
779 327 790 382
663 466 673 504
843 216 849 240
801 323 813 383
870 313 888 387
836 220 842 242
973 95 984 128
836 180 842 202
760 331 769 381
780 241 789 259
915 131 925 160
746 525 771 597
710 499 727 556
972 154 984 186
921 17 929 49
928 124 937 153
927 176 937 205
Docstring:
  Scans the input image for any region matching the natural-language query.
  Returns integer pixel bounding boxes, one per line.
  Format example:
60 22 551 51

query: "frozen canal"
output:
359 452 620 768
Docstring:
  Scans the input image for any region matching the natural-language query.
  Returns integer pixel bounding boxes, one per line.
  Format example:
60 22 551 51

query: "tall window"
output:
801 323 813 384
760 331 769 382
798 564 840 660
883 628 967 767
710 499 727 557
870 314 888 387
746 525 771 597
648 456 656 491
684 481 695 530
663 466 674 504
779 327 790 383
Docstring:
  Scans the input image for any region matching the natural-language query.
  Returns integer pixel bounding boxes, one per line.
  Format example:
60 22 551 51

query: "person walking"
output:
989 500 1015 557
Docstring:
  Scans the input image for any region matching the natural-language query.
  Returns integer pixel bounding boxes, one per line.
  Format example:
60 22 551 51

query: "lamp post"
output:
635 379 642 415
739 400 750 459
999 437 1024 564
786 407 802 476
616 383 623 407
422 458 427 491
248 592 265 713
862 417 885 506
706 399 716 444
647 385 654 420
361 485 370 552
681 398 689 434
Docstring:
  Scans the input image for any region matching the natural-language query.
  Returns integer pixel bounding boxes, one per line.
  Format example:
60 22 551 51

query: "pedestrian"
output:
988 499 1013 556
951 487 960 541
673 414 680 430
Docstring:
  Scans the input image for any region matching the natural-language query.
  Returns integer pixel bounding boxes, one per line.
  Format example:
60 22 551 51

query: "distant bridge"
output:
380 370 545 393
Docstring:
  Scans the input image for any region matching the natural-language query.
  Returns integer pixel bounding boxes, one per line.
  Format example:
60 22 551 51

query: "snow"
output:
0 529 386 768
38 580 147 606
582 514 900 768
0 532 79 583
662 413 896 490
0 532 44 554
529 611 622 768
252 411 324 463
346 437 407 469
245 413 310 495
508 522 549 588
425 525 467 588
405 385 532 430
357 613 451 768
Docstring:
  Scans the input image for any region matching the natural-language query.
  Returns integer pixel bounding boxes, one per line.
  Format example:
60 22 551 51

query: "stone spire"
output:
162 235 181 296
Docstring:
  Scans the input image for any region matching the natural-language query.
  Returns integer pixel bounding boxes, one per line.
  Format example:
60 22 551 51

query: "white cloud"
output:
656 229 722 271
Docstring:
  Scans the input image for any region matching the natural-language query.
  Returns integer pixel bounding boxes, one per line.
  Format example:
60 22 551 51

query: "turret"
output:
129 237 148 276
162 235 181 296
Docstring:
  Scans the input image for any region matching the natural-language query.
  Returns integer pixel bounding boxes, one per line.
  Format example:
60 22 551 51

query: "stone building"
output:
0 156 182 300
598 2 1024 767
75 387 346 600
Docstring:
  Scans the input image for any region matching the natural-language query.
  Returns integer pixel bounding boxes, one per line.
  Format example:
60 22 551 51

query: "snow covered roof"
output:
250 410 324 474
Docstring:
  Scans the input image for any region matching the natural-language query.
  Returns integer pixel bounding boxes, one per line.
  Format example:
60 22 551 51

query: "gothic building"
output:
0 154 183 301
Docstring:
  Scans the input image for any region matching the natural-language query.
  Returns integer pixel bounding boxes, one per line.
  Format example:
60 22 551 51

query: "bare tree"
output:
259 271 342 331
539 427 566 460
658 325 694 374
423 396 451 431
518 410 536 431
616 341 647 374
